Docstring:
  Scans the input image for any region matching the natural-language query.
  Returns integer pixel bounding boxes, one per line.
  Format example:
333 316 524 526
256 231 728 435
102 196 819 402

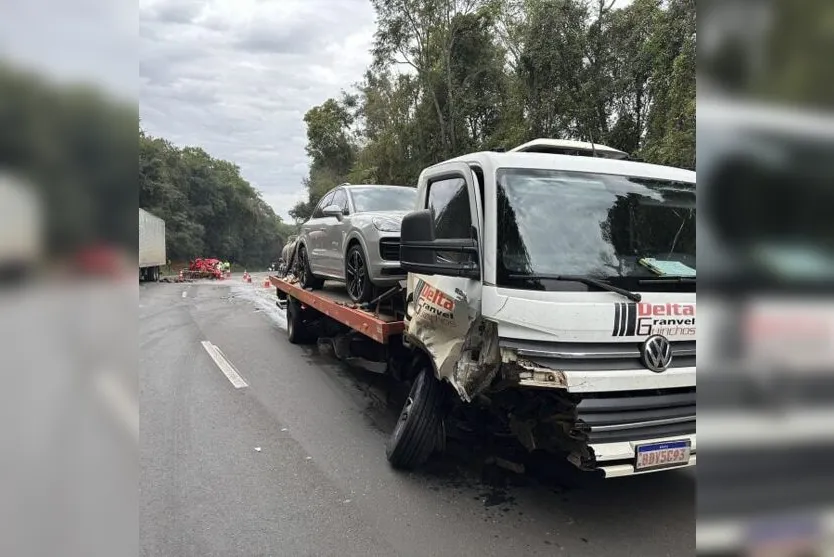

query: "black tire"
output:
286 297 312 344
386 366 446 470
298 244 324 290
345 243 373 303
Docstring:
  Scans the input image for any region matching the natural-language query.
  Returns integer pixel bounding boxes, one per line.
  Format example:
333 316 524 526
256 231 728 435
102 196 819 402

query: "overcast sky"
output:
3 1 635 222
140 0 377 220
139 0 631 221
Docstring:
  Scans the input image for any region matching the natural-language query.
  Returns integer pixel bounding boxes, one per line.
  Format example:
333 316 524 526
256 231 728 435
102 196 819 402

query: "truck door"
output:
403 162 485 394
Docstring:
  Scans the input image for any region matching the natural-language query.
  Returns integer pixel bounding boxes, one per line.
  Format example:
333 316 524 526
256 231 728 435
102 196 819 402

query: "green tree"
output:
139 129 288 266
641 0 696 169
303 98 356 176
290 95 361 221
292 0 698 217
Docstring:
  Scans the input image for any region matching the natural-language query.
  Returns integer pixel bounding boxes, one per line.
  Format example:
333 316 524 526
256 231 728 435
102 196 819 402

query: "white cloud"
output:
139 0 375 220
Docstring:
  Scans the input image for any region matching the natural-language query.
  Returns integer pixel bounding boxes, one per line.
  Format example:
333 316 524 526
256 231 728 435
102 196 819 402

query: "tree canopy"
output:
0 62 290 268
139 130 292 266
291 0 696 221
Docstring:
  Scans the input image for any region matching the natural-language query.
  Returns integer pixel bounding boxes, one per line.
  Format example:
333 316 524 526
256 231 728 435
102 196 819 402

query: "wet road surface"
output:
140 275 695 556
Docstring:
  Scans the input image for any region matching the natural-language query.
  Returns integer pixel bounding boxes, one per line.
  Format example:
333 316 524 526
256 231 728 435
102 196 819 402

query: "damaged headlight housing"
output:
372 217 401 232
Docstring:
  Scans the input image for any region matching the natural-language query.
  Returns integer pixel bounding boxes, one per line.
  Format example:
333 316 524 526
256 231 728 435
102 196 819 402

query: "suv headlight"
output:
372 217 401 232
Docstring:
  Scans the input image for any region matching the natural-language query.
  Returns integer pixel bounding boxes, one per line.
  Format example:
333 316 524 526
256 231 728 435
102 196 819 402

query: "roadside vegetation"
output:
140 130 294 267
290 0 696 221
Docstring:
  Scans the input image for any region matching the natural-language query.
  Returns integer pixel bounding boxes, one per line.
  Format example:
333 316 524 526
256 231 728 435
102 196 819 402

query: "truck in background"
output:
0 172 42 282
139 208 166 282
273 140 696 478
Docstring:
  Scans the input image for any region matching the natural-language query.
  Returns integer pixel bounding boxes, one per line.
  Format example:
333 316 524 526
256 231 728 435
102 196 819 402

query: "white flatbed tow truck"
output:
273 140 697 478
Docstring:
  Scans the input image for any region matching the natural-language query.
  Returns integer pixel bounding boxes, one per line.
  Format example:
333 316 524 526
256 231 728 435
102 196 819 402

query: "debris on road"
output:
486 456 525 475
254 447 262 452
187 258 224 280
160 276 194 283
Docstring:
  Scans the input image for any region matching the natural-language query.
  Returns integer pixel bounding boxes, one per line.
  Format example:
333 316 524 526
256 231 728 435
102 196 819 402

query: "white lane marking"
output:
201 341 248 388
95 372 139 442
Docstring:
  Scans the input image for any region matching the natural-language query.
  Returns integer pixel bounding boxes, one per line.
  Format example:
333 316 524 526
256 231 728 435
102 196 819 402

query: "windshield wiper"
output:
507 274 642 302
638 276 696 284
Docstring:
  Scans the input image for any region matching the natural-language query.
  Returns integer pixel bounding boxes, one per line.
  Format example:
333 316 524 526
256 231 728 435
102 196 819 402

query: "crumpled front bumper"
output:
497 337 697 477
574 386 697 477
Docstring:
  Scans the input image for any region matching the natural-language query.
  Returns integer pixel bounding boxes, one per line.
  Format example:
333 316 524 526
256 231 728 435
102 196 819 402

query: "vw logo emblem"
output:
641 335 672 372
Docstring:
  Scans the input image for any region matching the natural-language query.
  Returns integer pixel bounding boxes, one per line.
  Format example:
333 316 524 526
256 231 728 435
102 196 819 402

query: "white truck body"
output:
401 150 696 477
139 208 166 280
277 141 697 478
0 173 42 273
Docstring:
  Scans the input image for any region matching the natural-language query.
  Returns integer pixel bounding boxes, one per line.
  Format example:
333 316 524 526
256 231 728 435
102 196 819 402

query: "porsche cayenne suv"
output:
296 184 417 302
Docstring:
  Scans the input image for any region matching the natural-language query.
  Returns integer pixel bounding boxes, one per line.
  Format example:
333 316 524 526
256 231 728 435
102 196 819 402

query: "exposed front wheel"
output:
345 244 373 303
386 366 446 470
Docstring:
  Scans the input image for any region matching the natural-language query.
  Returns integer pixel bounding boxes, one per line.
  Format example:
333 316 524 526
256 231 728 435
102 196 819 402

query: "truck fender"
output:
405 275 498 401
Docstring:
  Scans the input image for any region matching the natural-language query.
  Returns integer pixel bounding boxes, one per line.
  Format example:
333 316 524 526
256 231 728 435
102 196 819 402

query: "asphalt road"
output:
140 275 694 557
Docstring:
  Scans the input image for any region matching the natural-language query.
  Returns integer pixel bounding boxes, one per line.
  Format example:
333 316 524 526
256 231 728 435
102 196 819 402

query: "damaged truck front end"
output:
405 286 696 477
396 150 697 477
495 335 696 477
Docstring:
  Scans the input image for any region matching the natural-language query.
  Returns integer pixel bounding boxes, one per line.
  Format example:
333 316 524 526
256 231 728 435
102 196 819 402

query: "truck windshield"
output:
496 168 695 291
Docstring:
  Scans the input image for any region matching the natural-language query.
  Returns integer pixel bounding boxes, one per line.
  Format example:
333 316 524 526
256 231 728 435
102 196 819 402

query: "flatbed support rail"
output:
269 275 405 344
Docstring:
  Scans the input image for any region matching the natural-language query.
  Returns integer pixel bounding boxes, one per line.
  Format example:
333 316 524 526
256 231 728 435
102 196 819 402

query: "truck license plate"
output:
634 440 691 471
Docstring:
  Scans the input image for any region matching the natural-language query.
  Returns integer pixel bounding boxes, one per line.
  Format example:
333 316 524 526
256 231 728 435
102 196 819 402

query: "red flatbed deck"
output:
269 275 405 344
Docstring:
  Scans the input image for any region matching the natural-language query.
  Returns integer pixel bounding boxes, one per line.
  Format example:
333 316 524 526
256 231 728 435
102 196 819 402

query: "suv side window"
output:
331 189 347 214
313 191 335 218
426 176 472 239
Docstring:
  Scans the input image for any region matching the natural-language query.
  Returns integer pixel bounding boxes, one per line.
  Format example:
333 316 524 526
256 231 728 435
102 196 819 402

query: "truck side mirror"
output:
399 210 480 279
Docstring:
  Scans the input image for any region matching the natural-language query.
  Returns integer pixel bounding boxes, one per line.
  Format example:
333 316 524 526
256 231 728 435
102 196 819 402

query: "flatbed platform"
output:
269 275 405 344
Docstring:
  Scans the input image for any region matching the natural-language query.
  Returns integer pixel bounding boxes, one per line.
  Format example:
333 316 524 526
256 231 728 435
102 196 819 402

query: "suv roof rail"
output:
338 182 351 187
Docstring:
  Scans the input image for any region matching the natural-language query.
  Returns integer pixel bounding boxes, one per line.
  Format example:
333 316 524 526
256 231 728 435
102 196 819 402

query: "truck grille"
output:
576 387 696 443
499 338 696 371
498 338 696 443
379 238 400 261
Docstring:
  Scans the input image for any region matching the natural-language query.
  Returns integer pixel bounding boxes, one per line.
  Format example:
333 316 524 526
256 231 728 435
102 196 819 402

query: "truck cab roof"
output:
508 138 629 159
435 149 696 184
